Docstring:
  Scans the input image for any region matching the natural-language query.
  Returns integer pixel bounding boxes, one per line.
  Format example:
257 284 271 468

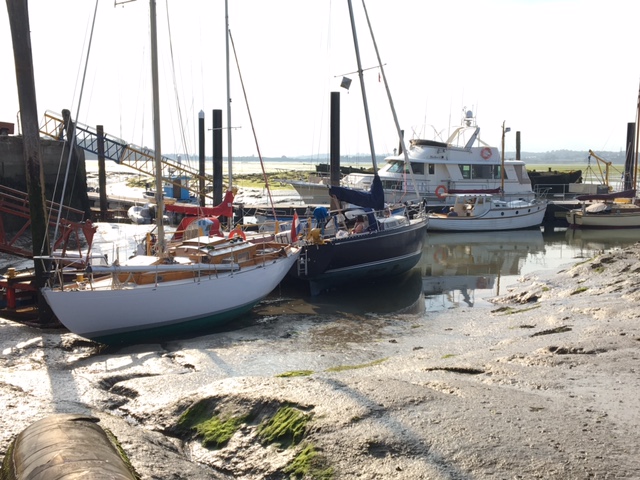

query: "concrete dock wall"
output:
0 134 90 217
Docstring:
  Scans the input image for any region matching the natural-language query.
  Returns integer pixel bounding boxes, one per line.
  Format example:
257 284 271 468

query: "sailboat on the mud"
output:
40 1 299 344
286 0 428 295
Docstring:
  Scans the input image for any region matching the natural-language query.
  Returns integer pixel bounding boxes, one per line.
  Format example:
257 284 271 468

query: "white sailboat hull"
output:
428 209 546 231
566 210 640 228
42 251 298 343
427 195 547 232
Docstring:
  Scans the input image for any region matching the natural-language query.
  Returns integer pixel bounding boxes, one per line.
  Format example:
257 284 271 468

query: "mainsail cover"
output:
576 189 636 201
329 174 384 210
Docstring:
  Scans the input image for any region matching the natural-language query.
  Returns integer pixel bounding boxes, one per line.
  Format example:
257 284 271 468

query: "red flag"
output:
291 211 299 242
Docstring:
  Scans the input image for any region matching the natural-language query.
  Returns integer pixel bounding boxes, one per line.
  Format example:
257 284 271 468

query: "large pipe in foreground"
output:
1 414 138 479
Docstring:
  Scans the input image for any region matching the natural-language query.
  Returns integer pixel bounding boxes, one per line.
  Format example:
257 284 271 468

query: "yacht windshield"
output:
384 161 424 174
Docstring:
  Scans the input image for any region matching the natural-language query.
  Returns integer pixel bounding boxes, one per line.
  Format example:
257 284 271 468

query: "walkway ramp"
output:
40 111 214 202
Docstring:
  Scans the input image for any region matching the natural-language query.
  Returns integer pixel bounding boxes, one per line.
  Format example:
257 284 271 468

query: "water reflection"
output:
259 227 640 320
417 230 545 310
265 268 425 319
565 227 640 250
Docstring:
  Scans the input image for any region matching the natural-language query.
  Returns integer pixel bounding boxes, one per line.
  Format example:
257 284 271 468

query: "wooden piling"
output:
6 0 54 323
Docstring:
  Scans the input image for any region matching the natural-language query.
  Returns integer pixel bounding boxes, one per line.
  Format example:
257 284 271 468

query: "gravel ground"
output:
1 244 640 479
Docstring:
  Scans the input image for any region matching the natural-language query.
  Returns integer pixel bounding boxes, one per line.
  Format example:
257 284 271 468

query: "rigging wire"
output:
359 0 421 203
310 1 332 165
164 0 192 162
228 30 279 224
46 0 97 237
45 0 100 256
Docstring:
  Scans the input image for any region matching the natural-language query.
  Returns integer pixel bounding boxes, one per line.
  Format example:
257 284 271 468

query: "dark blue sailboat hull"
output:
291 218 427 295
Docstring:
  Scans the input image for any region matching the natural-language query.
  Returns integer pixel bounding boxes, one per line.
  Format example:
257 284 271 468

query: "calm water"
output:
264 226 640 319
417 227 640 312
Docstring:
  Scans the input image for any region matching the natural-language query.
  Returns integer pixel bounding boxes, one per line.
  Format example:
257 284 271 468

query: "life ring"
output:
229 227 247 241
481 147 492 160
435 185 448 199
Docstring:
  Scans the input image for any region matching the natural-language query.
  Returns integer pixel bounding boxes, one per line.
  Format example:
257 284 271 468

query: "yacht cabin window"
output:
411 162 424 175
459 164 501 180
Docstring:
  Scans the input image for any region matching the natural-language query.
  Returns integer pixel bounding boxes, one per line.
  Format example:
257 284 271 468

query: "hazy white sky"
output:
1 0 639 161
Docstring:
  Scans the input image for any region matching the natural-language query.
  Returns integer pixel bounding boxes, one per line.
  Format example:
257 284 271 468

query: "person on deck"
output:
351 215 366 234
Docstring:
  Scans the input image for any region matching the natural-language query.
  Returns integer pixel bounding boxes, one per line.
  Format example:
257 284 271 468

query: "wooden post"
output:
97 125 108 220
6 0 54 321
61 109 91 219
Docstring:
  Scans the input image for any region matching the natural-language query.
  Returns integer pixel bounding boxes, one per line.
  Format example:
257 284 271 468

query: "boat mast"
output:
346 0 377 171
635 80 640 190
360 0 419 200
501 120 510 197
225 0 233 189
150 0 165 254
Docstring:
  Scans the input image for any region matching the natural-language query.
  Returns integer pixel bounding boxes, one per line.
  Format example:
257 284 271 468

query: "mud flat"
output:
1 244 639 479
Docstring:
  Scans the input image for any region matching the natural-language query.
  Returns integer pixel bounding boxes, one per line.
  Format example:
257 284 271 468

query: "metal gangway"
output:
39 111 214 202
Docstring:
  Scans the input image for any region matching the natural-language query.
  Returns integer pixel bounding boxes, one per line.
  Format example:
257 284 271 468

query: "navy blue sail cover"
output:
329 174 384 210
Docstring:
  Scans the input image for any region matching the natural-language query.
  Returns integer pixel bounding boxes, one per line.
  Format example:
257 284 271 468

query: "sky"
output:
1 0 639 162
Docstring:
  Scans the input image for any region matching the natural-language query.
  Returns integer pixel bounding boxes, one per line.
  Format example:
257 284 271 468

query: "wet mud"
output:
2 246 640 478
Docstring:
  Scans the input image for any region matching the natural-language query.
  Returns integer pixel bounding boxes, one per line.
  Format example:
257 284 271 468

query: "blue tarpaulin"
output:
329 174 384 210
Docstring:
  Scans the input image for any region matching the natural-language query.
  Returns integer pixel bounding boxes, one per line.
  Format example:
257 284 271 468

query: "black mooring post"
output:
198 110 205 207
330 91 341 187
97 125 108 220
212 109 223 206
624 122 635 191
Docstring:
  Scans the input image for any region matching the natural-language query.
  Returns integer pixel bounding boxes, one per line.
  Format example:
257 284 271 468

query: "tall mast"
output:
346 0 377 171
149 0 165 254
225 0 233 189
360 0 418 199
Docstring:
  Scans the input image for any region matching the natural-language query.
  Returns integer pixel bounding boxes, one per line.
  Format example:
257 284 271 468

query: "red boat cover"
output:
165 190 235 217
449 188 501 194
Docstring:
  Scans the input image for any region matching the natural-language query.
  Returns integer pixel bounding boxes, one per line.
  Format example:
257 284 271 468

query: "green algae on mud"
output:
255 405 334 478
257 405 311 448
492 305 541 315
284 443 334 480
325 357 387 372
276 370 314 378
176 399 249 448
